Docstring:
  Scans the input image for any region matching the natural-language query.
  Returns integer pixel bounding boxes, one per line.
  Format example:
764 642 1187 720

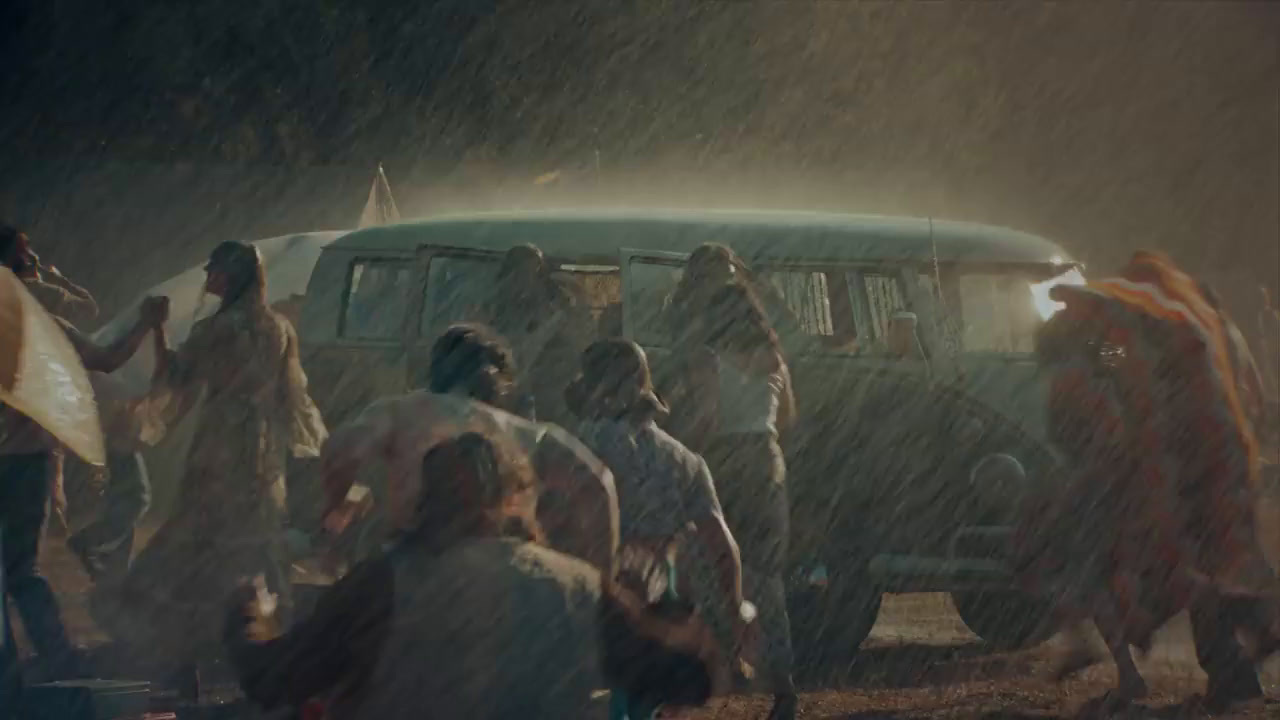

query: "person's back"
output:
324 389 617 571
344 538 604 719
345 391 543 504
577 420 706 545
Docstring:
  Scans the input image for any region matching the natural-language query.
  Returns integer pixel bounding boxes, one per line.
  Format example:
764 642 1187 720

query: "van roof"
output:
332 209 1074 266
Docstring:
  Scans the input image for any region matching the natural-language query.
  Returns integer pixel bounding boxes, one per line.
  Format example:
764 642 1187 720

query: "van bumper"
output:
866 525 1018 593
867 554 1014 592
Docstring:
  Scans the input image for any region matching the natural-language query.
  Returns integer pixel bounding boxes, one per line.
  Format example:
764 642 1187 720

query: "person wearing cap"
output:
480 244 591 424
566 339 750 719
321 323 619 574
91 241 328 691
226 432 721 720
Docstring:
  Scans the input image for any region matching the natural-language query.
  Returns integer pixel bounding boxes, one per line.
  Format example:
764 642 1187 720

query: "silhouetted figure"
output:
679 282 799 720
226 433 719 719
567 339 751 720
1 224 161 682
93 241 328 691
1019 251 1278 712
321 323 619 574
481 244 590 423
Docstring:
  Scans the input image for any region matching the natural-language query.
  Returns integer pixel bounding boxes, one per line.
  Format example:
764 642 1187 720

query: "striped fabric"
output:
1029 251 1277 641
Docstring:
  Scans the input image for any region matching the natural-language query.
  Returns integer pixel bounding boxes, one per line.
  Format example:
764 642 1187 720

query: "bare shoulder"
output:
353 391 423 425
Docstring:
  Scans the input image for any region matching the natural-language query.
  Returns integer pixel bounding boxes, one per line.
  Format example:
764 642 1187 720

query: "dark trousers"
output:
2 529 21 718
1189 592 1263 704
0 453 75 670
69 452 150 584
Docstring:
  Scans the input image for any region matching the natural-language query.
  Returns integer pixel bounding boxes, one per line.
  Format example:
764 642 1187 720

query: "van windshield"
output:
926 265 1084 354
626 256 912 355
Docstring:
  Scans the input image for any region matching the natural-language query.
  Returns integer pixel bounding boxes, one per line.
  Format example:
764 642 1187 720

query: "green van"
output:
296 209 1085 667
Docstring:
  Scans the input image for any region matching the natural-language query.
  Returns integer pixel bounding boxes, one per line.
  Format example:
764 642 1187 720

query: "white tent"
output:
358 164 400 229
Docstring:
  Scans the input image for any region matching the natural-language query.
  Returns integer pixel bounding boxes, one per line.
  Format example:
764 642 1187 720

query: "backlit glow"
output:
1030 268 1086 320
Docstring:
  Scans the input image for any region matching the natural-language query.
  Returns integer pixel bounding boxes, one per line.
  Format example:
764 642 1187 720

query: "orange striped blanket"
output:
1023 251 1277 640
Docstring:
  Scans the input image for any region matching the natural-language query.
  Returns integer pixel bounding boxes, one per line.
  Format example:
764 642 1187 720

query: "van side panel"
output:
299 247 417 427
300 248 355 346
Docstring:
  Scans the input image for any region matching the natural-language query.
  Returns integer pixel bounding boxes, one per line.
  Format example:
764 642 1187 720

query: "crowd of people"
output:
2 221 1279 718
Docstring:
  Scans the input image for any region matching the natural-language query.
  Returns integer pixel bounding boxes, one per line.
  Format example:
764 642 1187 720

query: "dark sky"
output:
1 1 1276 324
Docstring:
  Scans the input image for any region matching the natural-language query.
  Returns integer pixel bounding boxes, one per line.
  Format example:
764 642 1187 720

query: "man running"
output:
321 323 618 573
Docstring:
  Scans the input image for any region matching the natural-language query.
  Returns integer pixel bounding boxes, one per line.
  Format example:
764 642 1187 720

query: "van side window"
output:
340 259 414 340
420 255 498 342
625 257 861 353
861 272 907 343
758 270 835 336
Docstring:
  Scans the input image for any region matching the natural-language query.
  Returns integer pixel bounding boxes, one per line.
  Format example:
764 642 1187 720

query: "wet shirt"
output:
226 538 716 720
324 391 618 569
713 358 782 437
575 419 722 542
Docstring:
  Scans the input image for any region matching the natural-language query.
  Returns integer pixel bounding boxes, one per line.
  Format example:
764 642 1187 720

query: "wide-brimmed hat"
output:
566 338 669 420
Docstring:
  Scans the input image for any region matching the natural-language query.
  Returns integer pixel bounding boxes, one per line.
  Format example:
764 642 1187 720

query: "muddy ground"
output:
16 534 1274 720
689 592 1279 719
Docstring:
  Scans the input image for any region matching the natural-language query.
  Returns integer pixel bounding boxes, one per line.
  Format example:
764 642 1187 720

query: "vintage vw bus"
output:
296 209 1084 668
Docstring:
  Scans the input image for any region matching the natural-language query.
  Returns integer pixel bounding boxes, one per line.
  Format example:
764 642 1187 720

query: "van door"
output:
413 247 620 423
619 248 690 353
409 246 507 388
300 248 419 426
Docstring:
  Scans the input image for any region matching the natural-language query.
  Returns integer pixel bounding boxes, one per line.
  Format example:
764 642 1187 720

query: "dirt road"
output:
27 538 1280 719
685 593 1279 719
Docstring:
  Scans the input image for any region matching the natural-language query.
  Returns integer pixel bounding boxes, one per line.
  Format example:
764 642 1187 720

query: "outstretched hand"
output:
139 295 170 328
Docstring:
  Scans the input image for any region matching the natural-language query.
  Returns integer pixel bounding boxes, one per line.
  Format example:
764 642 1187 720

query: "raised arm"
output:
23 270 97 327
59 299 162 375
150 320 170 386
40 265 99 323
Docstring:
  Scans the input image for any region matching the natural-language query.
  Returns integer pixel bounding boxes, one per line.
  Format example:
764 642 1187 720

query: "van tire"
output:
950 590 1056 650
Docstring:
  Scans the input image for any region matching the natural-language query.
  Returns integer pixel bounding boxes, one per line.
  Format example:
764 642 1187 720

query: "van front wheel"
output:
950 590 1057 650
